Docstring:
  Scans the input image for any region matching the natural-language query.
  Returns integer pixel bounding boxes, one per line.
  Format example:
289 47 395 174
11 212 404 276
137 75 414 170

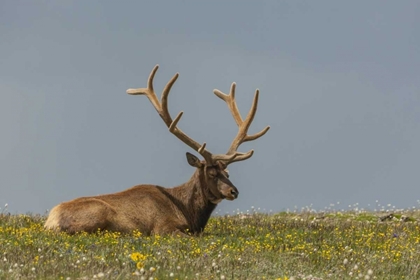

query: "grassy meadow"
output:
1 207 420 280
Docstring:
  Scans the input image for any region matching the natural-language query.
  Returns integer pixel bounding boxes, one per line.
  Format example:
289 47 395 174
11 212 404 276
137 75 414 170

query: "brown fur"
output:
45 156 234 235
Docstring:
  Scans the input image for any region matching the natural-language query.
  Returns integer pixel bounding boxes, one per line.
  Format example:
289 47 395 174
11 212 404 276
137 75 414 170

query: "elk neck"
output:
166 168 217 234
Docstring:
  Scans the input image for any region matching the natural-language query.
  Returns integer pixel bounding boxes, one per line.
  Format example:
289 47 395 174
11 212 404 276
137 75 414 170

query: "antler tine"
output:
240 90 271 141
214 83 242 126
213 85 270 165
161 72 179 126
127 65 162 118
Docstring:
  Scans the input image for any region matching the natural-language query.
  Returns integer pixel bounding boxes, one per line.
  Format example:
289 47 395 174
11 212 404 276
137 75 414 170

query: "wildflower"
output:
169 272 174 277
367 269 373 275
131 252 147 262
97 272 105 278
149 267 156 272
136 262 144 269
343 258 348 265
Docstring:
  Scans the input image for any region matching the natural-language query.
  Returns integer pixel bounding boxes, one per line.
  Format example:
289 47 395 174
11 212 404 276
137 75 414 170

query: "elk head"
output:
186 152 238 204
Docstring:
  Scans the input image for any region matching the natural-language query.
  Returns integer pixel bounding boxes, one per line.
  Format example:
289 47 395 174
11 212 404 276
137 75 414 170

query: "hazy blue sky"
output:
1 1 419 214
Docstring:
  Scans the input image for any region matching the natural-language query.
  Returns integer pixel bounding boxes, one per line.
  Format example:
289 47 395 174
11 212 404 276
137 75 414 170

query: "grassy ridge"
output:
0 210 419 279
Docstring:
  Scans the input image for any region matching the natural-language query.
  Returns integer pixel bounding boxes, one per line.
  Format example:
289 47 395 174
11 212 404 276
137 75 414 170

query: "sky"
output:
1 1 419 215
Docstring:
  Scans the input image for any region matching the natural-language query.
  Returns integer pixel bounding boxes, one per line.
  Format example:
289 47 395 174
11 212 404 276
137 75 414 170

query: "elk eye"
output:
208 169 217 177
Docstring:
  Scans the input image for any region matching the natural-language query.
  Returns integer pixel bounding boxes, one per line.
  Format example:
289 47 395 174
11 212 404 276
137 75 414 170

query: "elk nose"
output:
230 188 239 198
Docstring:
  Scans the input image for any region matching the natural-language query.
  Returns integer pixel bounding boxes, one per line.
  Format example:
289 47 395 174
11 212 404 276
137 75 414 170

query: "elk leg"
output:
153 220 190 236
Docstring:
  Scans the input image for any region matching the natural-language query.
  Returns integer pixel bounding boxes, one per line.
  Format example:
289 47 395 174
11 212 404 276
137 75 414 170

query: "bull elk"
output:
44 65 270 235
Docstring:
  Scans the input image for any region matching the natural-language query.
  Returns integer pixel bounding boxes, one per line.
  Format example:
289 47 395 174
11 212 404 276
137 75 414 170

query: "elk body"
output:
44 65 269 235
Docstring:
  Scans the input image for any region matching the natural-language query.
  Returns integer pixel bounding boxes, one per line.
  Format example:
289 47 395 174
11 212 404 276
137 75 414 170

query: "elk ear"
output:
186 152 203 168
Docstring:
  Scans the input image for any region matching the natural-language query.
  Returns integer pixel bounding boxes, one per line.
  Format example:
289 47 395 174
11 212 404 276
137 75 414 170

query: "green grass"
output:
1 209 420 280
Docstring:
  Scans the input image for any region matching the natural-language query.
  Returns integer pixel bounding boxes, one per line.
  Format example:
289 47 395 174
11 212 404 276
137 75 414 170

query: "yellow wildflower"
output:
136 262 144 269
131 252 147 262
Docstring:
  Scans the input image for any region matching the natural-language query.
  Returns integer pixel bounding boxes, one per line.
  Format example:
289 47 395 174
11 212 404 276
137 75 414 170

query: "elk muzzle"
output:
219 176 239 201
223 186 239 200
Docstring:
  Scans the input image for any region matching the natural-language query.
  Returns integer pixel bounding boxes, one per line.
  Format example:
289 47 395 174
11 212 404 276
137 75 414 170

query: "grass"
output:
1 207 420 279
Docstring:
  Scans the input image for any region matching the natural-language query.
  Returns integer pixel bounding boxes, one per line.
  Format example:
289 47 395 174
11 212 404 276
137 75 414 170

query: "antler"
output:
214 83 270 164
126 65 239 165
